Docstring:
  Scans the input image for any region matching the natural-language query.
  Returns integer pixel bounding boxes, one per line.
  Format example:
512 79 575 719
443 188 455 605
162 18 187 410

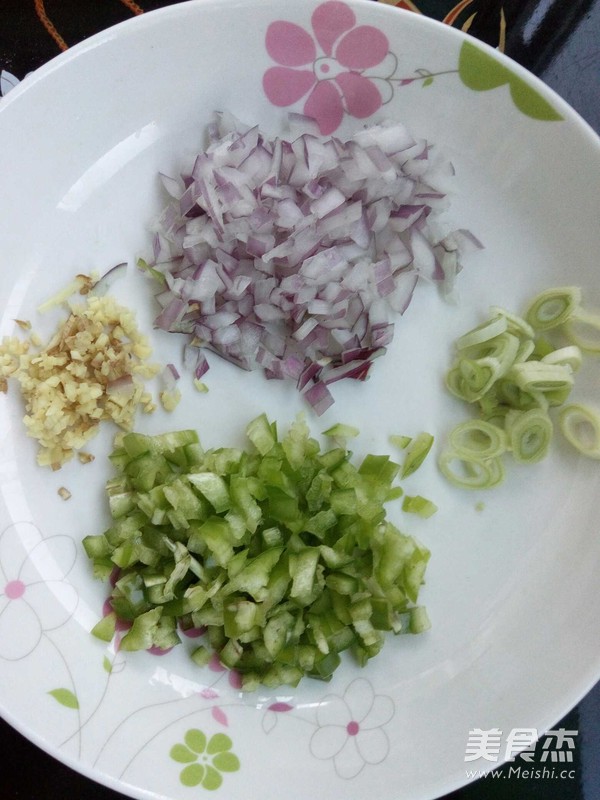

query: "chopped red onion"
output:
160 364 180 394
167 363 180 380
89 262 128 297
146 113 481 414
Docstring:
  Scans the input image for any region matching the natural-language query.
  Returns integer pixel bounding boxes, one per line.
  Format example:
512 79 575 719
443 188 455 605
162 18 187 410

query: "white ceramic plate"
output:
1 1 599 798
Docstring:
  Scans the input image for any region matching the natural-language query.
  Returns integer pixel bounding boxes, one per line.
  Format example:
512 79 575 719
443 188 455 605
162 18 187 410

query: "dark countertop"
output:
1 1 599 799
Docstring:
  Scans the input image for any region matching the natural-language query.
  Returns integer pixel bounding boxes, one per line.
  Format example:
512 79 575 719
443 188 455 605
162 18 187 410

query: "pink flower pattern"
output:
309 678 394 778
0 522 78 661
263 0 391 134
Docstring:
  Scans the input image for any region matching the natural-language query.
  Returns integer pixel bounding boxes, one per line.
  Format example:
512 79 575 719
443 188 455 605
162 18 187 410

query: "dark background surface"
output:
1 0 599 798
0 704 587 798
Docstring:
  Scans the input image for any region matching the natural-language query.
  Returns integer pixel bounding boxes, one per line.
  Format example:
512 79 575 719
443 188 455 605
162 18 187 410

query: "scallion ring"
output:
563 307 600 354
543 385 573 407
530 337 556 360
489 305 535 340
541 345 583 372
478 397 510 427
508 361 574 394
445 365 467 400
455 315 507 350
524 286 581 331
558 404 600 459
448 419 507 460
461 332 520 378
514 338 535 363
438 449 505 489
496 378 549 413
456 356 502 402
505 408 553 463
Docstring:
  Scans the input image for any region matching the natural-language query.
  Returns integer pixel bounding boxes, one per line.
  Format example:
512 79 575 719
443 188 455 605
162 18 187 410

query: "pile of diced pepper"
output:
84 414 430 690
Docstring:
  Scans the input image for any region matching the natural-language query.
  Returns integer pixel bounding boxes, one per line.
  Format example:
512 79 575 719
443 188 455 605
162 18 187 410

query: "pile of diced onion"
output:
148 112 480 413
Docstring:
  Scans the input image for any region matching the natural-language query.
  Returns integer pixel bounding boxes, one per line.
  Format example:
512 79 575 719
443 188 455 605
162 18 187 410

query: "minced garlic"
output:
0 295 160 468
159 388 182 412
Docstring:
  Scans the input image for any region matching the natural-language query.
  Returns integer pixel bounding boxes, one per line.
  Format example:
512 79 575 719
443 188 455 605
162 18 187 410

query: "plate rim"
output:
0 2 599 800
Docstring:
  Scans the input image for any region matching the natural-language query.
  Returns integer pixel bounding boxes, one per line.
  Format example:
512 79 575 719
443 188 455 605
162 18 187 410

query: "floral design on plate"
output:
263 0 393 134
0 521 78 661
310 677 395 778
262 0 563 133
170 728 241 790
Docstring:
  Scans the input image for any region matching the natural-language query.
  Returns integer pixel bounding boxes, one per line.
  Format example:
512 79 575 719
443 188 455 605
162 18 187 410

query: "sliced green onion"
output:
524 286 581 331
448 419 507 460
440 285 599 489
514 338 536 363
489 305 535 340
461 332 520 377
508 361 574 394
558 404 600 459
541 346 582 372
543 385 573 407
495 378 549 412
446 357 501 403
505 408 553 463
438 449 505 490
455 315 507 350
477 385 505 421
445 365 466 399
530 336 556 360
401 432 434 477
457 357 503 403
563 307 600 353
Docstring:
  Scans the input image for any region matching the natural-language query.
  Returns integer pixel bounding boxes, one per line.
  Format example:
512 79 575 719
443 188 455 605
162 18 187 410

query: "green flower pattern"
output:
457 41 563 122
170 729 240 790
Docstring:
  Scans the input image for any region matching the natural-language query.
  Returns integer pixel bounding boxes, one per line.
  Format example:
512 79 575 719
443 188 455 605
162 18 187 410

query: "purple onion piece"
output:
148 114 480 411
